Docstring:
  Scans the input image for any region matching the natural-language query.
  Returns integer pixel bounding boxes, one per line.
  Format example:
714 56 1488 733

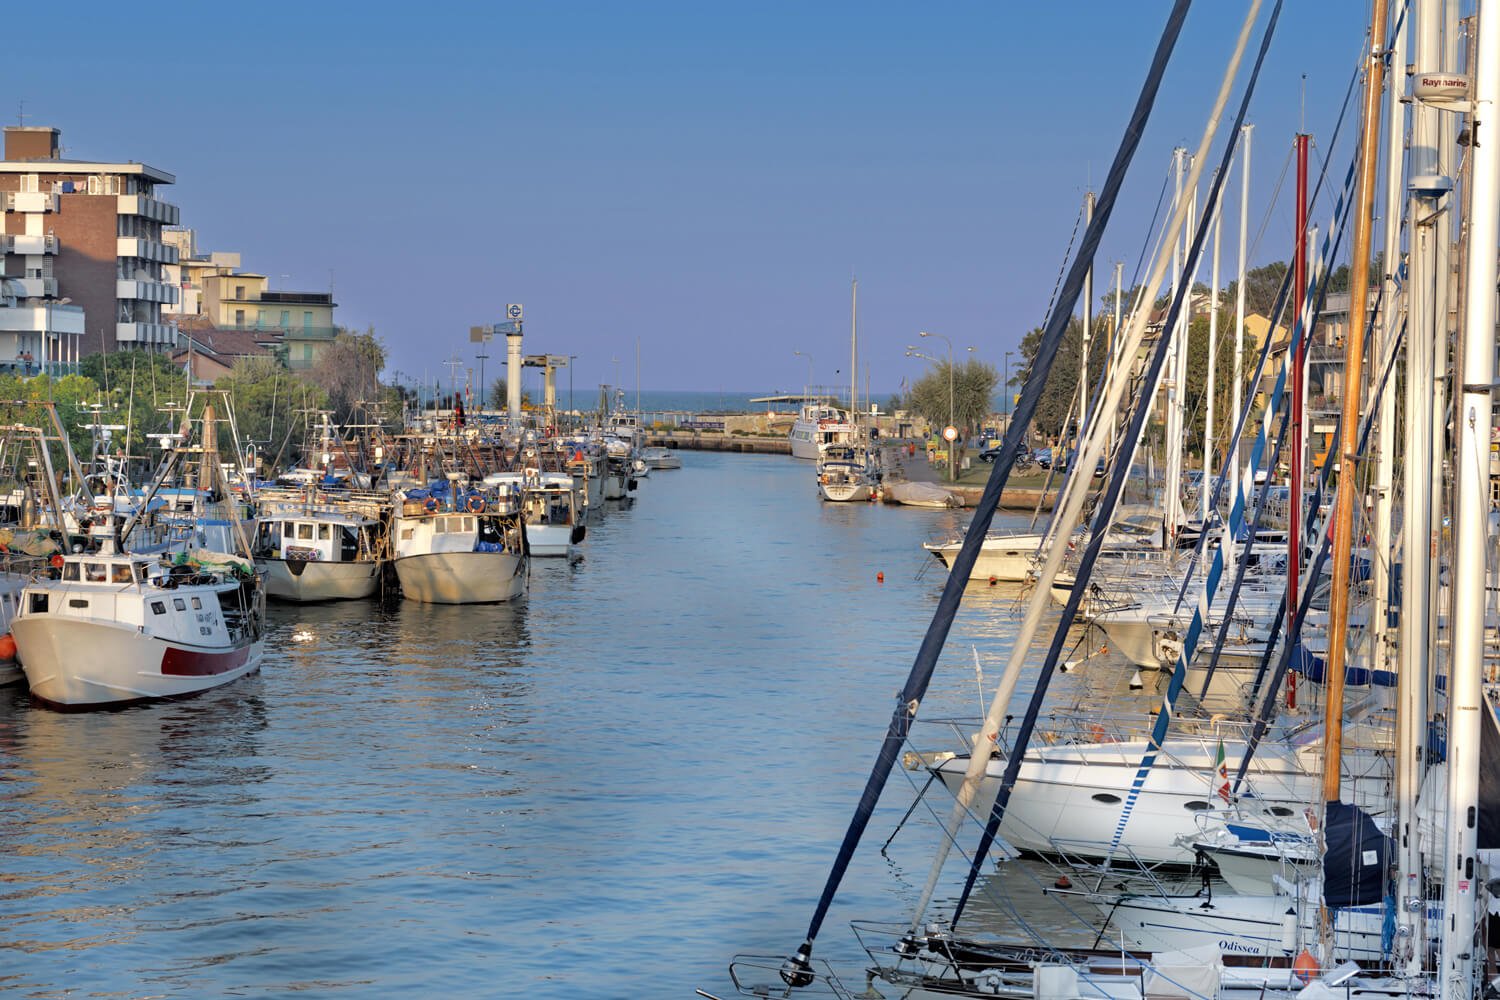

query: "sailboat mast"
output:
850 278 858 426
1163 147 1187 543
1438 1 1500 991
1397 0 1447 970
1231 125 1252 508
1319 0 1388 808
1081 190 1095 437
1289 133 1310 635
1202 173 1222 529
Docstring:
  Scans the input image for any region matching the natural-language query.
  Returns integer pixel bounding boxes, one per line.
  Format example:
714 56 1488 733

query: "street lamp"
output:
919 331 958 480
793 350 813 397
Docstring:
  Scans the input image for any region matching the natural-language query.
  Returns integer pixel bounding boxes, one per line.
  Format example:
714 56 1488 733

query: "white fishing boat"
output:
486 471 585 559
14 547 266 710
391 482 528 604
252 508 384 602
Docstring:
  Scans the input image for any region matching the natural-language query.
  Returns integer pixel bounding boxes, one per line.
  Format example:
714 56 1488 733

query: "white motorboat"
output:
789 402 854 461
640 446 681 470
14 548 265 710
392 484 529 604
923 532 1046 581
886 481 959 508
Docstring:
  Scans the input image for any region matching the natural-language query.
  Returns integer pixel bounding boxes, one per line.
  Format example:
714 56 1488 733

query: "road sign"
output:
505 303 524 321
942 425 959 442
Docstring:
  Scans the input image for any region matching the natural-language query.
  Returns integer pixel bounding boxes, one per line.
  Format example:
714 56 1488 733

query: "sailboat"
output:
815 279 881 502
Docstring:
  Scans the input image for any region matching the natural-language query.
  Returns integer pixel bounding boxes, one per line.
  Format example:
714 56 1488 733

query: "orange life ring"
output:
424 497 439 513
467 495 485 513
50 554 64 569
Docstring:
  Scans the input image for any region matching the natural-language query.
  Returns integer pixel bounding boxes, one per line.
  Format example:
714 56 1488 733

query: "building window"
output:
88 176 101 195
280 310 290 327
303 311 313 330
20 174 38 193
235 285 245 299
235 309 245 327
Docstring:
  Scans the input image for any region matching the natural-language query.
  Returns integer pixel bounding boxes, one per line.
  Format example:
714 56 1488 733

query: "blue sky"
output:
6 1 1369 396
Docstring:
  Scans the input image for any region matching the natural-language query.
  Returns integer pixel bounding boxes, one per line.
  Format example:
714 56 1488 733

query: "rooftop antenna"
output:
16 100 23 126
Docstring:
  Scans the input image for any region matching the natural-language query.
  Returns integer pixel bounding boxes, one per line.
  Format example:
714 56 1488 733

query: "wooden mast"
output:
1319 0 1388 812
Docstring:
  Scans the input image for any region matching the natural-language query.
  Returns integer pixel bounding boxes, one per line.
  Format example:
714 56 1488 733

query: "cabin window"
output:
151 601 165 615
462 517 473 532
1183 800 1212 812
62 563 80 581
1264 806 1294 818
85 563 106 582
173 598 186 611
318 524 332 540
284 522 296 538
135 565 148 582
298 524 314 540
111 565 132 584
28 593 47 614
191 597 202 610
433 519 447 535
401 528 414 541
68 599 89 609
1091 793 1122 804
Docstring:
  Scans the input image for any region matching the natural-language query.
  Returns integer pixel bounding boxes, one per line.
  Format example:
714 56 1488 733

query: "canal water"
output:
0 451 1113 997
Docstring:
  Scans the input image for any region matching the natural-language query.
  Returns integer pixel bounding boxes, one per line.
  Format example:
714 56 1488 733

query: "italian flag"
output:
1215 738 1231 803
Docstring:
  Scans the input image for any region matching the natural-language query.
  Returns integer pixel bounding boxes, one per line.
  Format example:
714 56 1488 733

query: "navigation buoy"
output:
1129 670 1144 691
1292 949 1319 984
876 572 885 583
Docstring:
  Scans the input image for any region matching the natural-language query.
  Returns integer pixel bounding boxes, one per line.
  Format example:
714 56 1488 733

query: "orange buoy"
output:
876 572 885 583
0 633 16 662
1292 949 1319 984
1054 875 1072 889
988 575 998 586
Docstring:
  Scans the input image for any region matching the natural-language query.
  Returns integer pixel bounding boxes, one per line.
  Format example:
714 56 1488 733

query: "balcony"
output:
116 321 177 346
8 234 58 255
116 194 181 225
116 279 179 306
115 237 180 265
4 191 59 213
0 303 84 335
9 277 58 299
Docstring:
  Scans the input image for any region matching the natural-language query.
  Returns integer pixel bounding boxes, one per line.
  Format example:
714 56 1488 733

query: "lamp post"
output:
793 350 813 398
919 331 958 480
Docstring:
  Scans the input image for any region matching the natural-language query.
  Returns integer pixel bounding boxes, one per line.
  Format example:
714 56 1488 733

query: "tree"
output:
1015 316 1106 442
219 356 329 464
307 327 386 424
906 358 999 441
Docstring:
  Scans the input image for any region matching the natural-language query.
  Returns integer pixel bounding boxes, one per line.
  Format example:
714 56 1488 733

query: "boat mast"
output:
1202 170 1222 530
1318 0 1387 953
1397 0 1449 971
850 277 858 439
1438 1 1499 991
1289 132 1310 639
1163 147 1187 545
1081 189 1095 439
1230 125 1252 510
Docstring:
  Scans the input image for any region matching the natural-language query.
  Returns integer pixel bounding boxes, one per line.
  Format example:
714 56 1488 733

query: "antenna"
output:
16 100 23 126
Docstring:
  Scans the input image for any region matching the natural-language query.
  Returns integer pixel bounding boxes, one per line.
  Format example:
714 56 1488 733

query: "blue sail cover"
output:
1322 800 1392 908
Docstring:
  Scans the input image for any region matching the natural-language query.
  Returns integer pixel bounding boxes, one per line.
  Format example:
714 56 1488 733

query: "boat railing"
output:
724 954 850 998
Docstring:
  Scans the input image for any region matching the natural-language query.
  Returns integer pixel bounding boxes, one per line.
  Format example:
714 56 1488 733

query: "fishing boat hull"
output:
394 551 527 604
258 557 381 602
525 524 581 559
14 616 263 709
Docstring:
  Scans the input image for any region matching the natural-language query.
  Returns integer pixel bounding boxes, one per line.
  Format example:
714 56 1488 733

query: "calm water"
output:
0 451 1106 998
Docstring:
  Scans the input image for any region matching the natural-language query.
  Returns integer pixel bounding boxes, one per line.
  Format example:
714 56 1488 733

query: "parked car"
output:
978 443 1037 470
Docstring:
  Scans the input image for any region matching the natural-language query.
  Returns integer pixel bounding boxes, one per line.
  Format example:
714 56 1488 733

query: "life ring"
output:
49 554 64 569
467 495 485 513
424 497 439 513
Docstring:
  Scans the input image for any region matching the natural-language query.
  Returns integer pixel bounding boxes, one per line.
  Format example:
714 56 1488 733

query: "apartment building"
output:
163 227 337 371
0 127 181 359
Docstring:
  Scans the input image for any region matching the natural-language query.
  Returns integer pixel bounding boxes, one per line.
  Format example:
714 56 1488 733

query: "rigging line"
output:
949 0 1281 929
1037 201 1087 338
781 0 1196 976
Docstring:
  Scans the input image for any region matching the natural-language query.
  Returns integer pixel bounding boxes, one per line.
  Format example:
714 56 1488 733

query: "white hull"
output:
819 481 872 502
526 523 579 559
933 738 1389 865
15 616 263 708
394 551 527 604
924 533 1046 582
258 557 381 602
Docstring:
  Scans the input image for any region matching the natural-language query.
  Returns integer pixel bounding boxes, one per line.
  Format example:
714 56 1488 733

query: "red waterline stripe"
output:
160 645 251 677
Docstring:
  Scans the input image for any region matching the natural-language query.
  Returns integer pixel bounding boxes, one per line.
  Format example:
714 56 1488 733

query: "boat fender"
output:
0 633 15 662
424 497 439 513
467 496 486 513
570 525 586 545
